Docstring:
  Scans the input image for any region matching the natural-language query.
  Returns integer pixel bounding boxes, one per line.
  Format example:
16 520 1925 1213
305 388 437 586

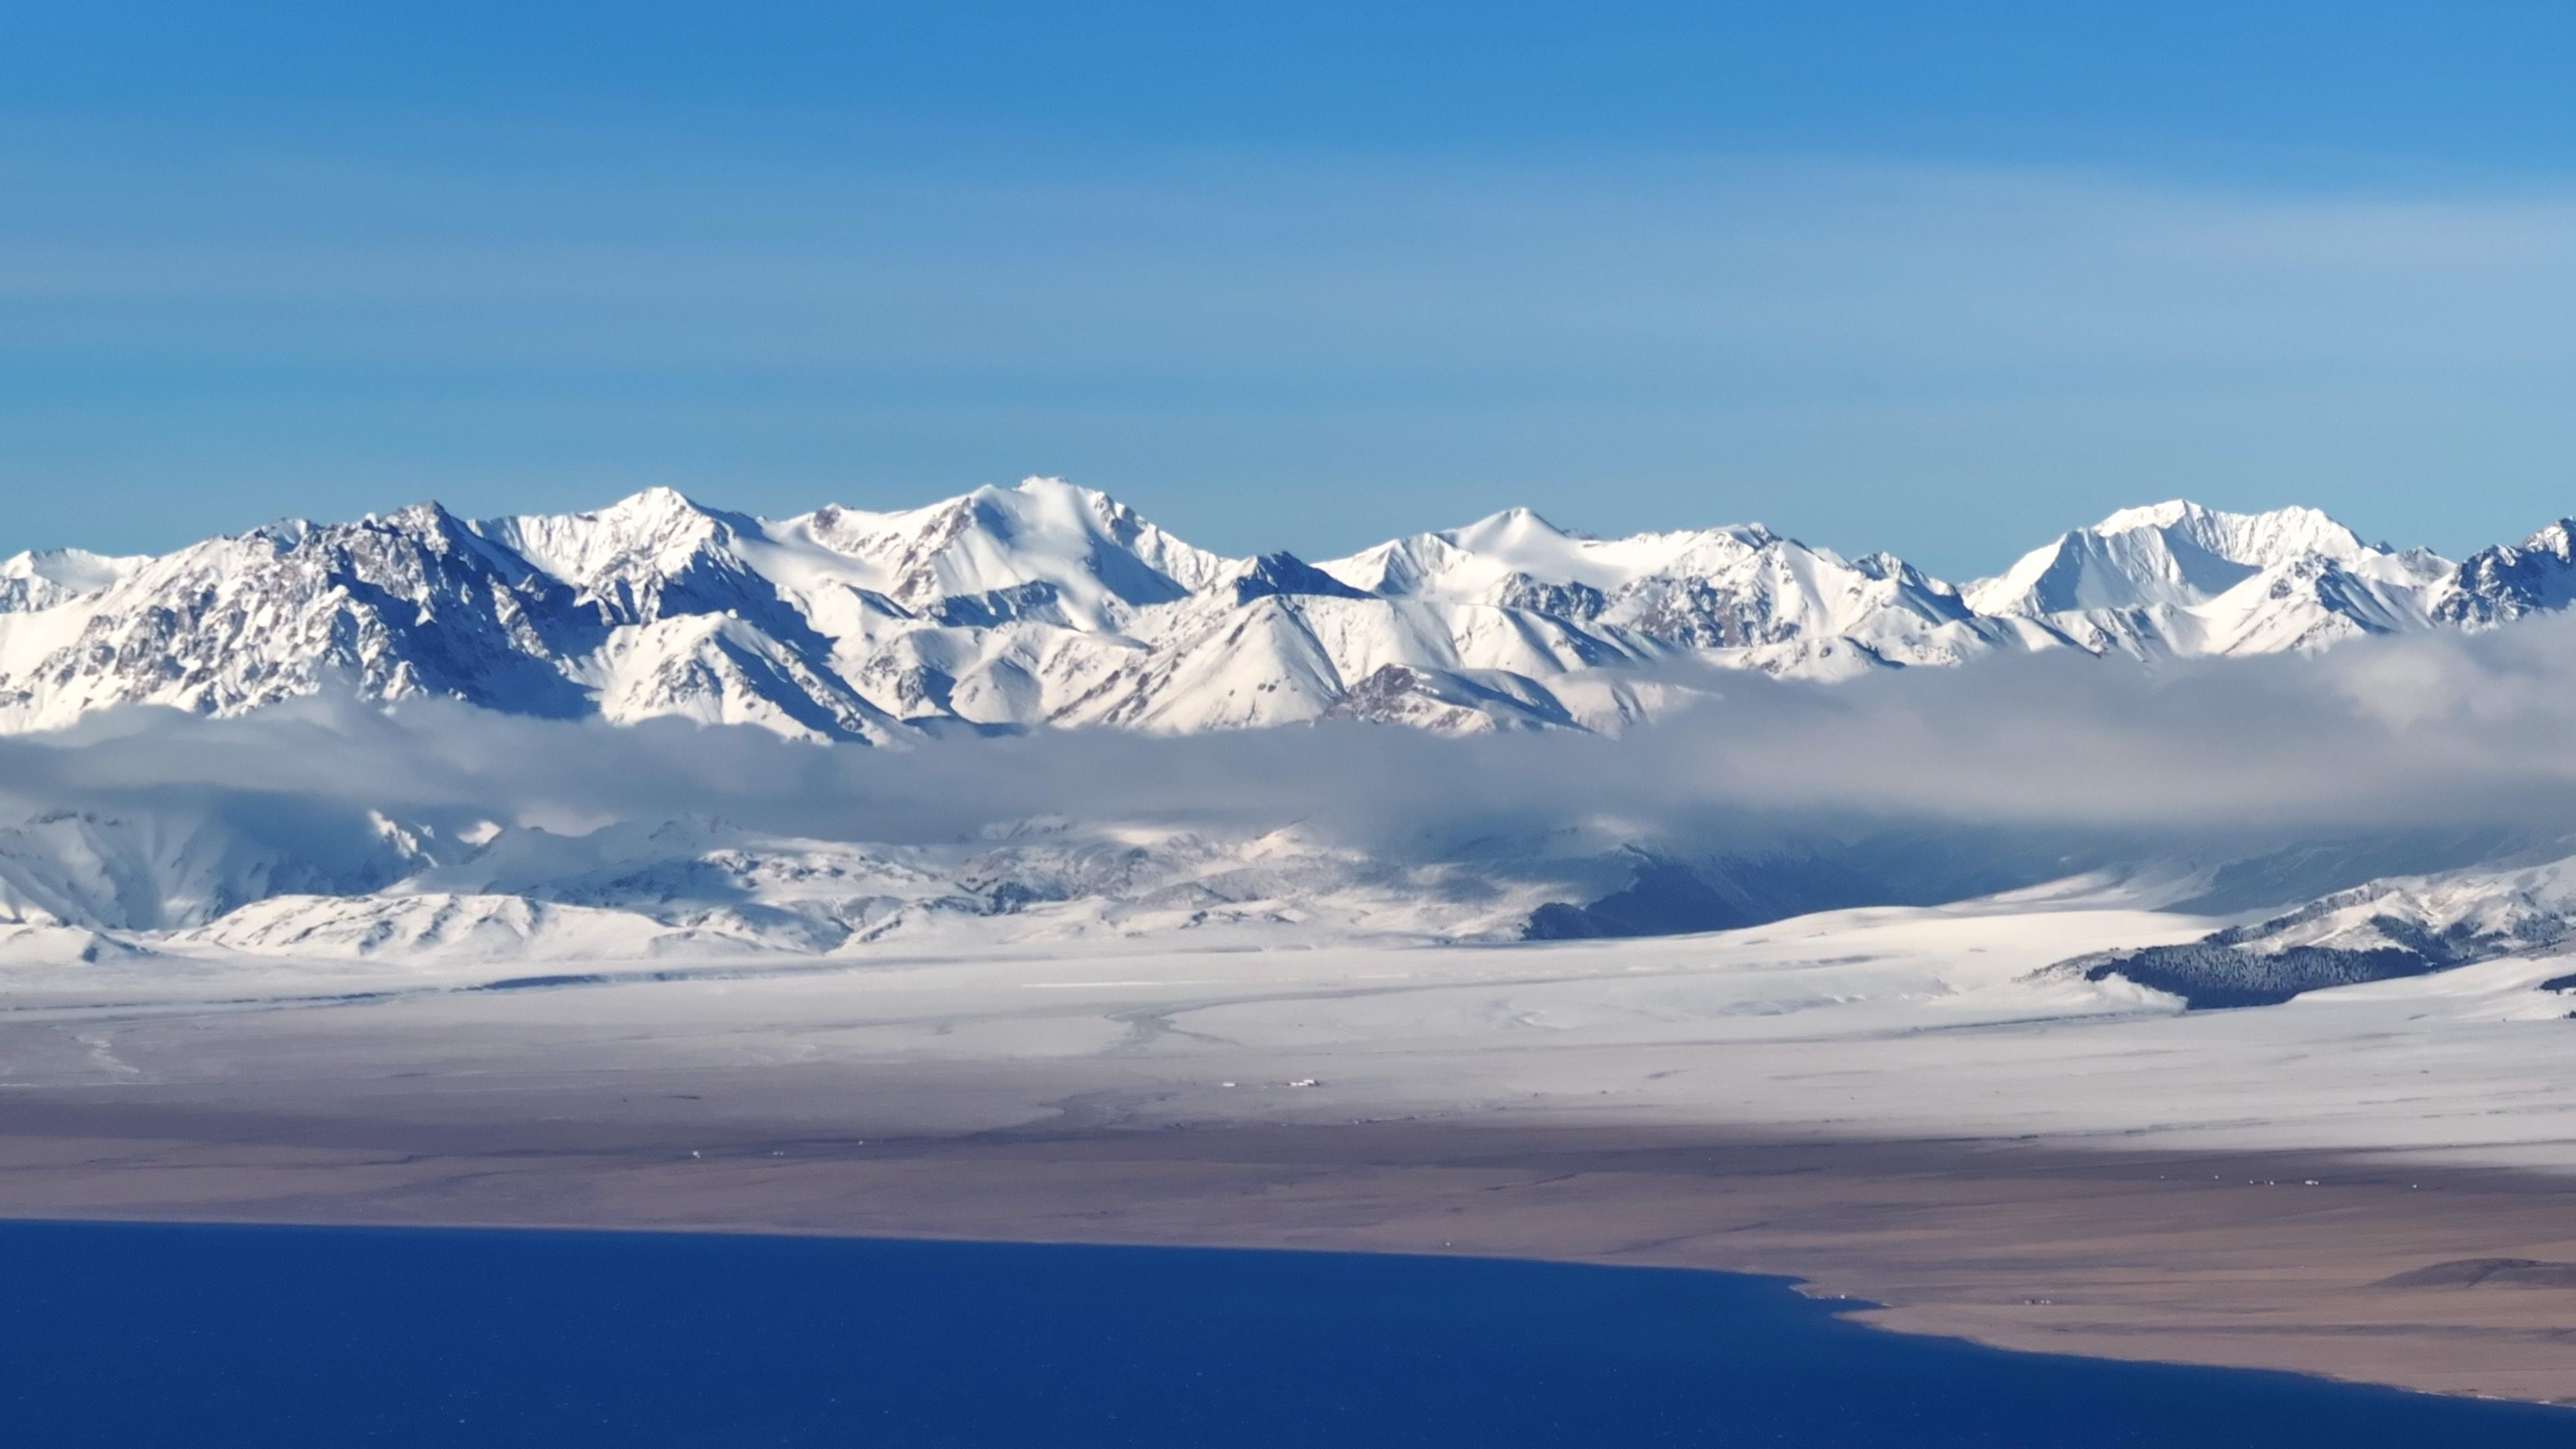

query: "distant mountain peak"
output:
0 546 149 614
1224 551 1368 605
1964 498 2385 624
2517 519 2576 556
2083 498 2367 563
1448 504 1573 544
596 484 715 522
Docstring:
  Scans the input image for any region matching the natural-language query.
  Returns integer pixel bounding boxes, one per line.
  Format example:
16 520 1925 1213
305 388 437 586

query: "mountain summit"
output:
1962 500 2457 657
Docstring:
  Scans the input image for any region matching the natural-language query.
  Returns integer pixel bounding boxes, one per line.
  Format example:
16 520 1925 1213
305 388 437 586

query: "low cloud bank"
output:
9 614 2576 860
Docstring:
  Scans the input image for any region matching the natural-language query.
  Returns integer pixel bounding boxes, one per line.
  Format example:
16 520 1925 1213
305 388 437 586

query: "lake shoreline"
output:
8 1089 2576 1407
21 1217 2576 1446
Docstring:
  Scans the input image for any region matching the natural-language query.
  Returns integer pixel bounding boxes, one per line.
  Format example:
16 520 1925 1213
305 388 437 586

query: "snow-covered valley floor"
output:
9 877 2576 1172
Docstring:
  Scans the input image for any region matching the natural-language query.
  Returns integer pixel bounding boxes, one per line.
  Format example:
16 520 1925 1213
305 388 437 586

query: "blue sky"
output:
5 3 2574 576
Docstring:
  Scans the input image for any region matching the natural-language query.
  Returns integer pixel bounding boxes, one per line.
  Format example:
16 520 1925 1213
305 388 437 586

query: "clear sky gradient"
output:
5 3 2574 577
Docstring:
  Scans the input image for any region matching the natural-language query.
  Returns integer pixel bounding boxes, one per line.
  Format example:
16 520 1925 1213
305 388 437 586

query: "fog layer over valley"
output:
4 596 2576 1005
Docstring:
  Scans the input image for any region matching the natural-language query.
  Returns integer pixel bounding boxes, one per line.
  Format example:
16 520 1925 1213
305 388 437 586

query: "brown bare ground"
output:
7 1087 2576 1405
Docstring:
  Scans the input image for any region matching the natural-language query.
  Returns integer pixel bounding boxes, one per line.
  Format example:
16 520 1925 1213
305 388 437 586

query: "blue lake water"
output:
3 1221 2570 1446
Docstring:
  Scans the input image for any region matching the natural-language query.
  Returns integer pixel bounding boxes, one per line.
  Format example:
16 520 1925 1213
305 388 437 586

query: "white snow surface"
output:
2 482 2570 739
2208 855 2576 961
1962 499 2464 657
18 876 2576 1174
0 810 1583 977
0 548 148 614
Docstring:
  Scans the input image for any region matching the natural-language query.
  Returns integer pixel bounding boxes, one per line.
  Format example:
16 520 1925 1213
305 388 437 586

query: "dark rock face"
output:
1520 841 2061 942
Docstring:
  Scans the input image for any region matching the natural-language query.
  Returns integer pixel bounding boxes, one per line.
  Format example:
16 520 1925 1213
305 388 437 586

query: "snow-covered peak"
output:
1320 511 1780 602
0 547 149 614
777 476 1234 627
1444 505 1585 552
2514 519 2575 559
574 485 719 539
1966 500 2379 619
482 487 735 596
0 547 146 594
2090 500 2368 566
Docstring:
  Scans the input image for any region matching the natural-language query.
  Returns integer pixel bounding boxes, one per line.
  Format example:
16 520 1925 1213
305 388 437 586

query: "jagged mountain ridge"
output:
2 479 2571 740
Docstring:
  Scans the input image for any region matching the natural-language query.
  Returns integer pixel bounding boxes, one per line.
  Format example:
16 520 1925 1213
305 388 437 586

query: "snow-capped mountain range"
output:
4 478 2571 741
9 478 2576 996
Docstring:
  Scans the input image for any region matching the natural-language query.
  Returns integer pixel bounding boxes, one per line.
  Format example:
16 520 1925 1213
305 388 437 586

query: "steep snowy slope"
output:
2063 851 2576 1008
0 807 435 931
166 893 696 963
1964 500 2457 658
0 814 1581 969
0 483 1203 743
489 479 1229 636
1967 501 2373 613
1057 584 1676 733
1323 509 2020 677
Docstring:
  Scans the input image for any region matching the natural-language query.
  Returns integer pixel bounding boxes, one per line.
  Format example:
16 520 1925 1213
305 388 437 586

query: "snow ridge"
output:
0 482 2569 741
